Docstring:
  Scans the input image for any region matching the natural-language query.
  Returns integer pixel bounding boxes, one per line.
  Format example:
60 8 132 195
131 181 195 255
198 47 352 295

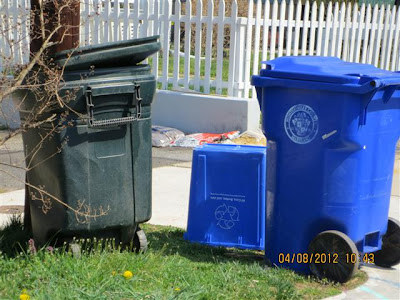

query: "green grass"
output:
149 49 263 97
150 52 230 82
0 219 367 300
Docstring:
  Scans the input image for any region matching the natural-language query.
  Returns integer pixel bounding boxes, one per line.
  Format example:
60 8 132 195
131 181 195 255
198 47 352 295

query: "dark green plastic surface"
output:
53 36 161 71
18 65 154 117
19 65 155 244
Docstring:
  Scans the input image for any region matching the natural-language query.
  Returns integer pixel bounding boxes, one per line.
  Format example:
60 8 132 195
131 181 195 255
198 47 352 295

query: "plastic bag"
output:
152 125 185 147
231 129 266 145
171 131 240 148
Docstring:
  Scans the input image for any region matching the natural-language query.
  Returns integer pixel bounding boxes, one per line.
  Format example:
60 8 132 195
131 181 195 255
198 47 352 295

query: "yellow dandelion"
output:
123 270 133 279
19 293 30 300
174 287 181 292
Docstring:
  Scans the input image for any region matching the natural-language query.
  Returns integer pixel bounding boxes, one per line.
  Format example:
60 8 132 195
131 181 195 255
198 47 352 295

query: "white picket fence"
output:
0 0 30 66
1 0 400 99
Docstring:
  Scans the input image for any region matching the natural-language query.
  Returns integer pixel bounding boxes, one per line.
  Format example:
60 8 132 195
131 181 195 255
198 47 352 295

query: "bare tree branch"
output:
0 0 107 222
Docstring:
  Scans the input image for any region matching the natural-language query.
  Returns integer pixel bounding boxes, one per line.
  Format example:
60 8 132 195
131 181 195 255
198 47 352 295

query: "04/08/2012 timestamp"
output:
278 253 375 264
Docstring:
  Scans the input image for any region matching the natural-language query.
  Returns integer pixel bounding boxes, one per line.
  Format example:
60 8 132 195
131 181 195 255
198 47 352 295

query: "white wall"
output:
152 90 261 134
1 89 262 133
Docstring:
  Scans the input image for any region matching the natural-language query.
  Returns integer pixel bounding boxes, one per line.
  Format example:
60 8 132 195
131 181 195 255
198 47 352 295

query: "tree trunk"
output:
30 0 80 55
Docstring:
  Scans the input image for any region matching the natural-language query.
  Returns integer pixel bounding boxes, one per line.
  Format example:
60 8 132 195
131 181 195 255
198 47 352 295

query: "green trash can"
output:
16 36 161 249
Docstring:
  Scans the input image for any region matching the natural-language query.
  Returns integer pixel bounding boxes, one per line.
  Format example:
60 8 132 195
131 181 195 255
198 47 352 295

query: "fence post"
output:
162 0 172 90
234 19 245 98
336 2 346 59
193 0 203 92
316 1 325 56
215 0 225 95
391 7 400 71
309 1 317 56
183 0 192 90
342 2 352 61
252 0 262 99
330 2 340 57
261 0 270 61
152 0 160 79
300 0 309 55
172 0 180 89
277 0 286 58
103 0 110 42
141 0 149 38
384 5 396 70
354 4 365 63
270 0 278 59
361 4 371 64
227 0 238 97
286 0 294 57
293 0 302 56
373 5 385 67
132 0 140 39
243 0 253 98
203 0 214 94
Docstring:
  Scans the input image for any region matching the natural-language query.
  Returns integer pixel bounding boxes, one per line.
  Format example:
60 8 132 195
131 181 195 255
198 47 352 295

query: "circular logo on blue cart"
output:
284 104 319 144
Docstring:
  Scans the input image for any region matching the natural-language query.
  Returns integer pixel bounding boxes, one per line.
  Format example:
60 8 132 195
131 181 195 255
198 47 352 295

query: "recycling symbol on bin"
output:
215 204 239 230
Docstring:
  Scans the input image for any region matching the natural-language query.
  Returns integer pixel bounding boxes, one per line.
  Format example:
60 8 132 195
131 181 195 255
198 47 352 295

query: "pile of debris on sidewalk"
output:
152 125 266 148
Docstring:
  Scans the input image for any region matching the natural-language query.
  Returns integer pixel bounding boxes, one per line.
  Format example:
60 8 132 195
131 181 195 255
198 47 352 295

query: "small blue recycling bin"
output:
252 57 400 283
184 144 266 250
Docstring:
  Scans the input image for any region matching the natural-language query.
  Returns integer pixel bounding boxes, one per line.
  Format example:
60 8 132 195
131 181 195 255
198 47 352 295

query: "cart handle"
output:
359 78 400 125
85 82 142 128
368 78 400 103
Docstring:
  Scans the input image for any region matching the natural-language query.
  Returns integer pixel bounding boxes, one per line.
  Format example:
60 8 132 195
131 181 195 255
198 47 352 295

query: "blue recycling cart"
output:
252 56 400 283
185 144 266 250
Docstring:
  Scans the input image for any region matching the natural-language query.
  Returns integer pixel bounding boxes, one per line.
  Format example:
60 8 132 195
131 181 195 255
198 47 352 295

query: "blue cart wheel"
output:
374 218 400 268
308 230 359 283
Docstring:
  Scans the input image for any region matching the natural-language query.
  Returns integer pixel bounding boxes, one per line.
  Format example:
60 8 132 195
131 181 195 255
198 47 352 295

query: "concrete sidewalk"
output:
0 166 192 230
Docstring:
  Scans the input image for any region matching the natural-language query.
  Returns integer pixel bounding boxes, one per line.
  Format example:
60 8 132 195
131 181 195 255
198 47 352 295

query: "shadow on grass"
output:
1 220 264 267
0 215 30 257
144 224 265 266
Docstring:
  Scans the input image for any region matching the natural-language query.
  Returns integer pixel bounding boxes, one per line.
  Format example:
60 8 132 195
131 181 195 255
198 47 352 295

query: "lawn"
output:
150 51 230 82
149 49 261 97
0 218 367 300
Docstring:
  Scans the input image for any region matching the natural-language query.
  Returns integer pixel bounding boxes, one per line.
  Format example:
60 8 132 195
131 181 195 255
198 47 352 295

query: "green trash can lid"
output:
53 35 161 71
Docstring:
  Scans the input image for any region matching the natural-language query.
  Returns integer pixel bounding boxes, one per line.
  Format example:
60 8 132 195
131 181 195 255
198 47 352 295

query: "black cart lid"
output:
53 36 161 71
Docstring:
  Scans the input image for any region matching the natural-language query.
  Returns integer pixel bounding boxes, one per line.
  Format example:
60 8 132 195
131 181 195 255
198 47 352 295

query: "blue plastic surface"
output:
184 144 266 250
251 56 400 274
259 56 396 84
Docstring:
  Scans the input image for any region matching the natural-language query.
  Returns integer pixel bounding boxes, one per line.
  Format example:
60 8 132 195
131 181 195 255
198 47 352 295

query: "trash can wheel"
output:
133 227 148 253
121 226 148 253
374 218 400 268
308 230 359 283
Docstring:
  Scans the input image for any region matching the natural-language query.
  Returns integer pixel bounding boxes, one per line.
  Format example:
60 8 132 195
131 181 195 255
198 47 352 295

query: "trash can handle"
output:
359 78 400 125
85 83 142 128
369 78 400 103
